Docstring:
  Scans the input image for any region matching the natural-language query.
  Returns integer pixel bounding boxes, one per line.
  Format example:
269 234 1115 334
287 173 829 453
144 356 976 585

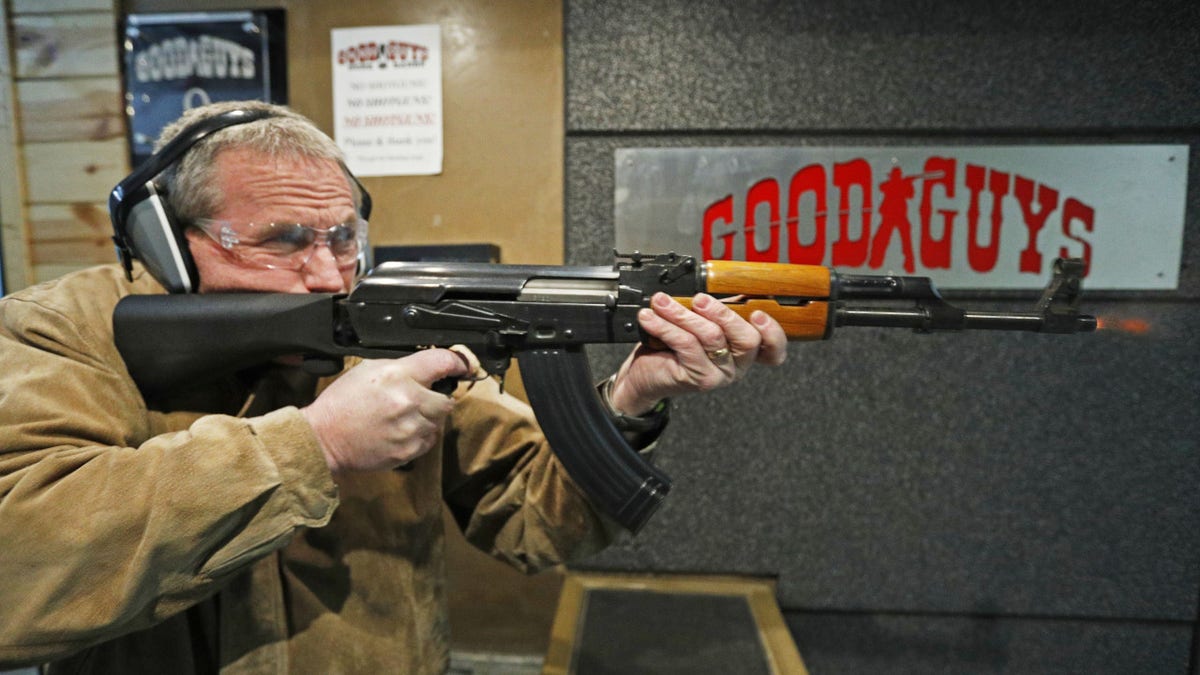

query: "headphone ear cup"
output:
354 215 372 277
356 246 372 277
346 166 372 277
110 108 280 293
123 181 200 293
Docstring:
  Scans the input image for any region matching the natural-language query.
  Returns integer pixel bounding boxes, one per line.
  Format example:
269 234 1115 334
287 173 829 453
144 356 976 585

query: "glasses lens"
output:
326 223 362 264
207 219 365 270
235 223 315 268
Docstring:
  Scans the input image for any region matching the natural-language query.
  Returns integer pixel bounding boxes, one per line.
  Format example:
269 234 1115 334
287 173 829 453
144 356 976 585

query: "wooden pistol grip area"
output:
702 260 832 298
674 297 830 340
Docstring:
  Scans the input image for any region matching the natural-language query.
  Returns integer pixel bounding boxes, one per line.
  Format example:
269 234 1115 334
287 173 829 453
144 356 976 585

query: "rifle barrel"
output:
835 308 1096 333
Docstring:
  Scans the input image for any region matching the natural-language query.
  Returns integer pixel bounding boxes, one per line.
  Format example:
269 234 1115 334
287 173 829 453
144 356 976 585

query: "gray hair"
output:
153 100 360 223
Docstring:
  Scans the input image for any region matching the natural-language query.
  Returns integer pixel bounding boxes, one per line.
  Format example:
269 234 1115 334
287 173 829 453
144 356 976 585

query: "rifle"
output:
113 253 1096 532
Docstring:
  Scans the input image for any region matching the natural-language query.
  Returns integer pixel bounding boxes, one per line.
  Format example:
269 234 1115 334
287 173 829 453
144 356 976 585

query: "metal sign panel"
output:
123 11 287 168
614 146 1188 290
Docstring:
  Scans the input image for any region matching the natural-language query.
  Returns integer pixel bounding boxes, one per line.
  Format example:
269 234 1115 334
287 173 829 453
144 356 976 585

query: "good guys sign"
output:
614 146 1187 290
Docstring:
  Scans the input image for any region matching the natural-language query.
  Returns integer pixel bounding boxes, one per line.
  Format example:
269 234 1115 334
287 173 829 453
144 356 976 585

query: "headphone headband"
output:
109 109 281 282
108 107 372 292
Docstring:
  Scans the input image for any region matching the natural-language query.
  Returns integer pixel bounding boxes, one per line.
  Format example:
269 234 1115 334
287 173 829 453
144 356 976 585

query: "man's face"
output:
185 147 360 293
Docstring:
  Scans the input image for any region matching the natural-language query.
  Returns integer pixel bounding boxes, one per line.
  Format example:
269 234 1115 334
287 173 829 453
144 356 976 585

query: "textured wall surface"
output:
564 1 1200 672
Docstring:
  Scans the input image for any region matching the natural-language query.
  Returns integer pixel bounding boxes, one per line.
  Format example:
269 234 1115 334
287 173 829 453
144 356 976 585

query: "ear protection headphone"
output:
108 108 373 293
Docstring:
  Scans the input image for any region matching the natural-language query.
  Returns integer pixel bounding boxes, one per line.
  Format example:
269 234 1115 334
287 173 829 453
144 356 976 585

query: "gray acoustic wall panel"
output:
786 612 1191 675
571 138 1199 619
566 0 1200 132
564 1 1200 671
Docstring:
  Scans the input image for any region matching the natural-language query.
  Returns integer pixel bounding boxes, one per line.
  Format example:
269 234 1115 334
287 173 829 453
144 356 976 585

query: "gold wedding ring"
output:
706 347 732 362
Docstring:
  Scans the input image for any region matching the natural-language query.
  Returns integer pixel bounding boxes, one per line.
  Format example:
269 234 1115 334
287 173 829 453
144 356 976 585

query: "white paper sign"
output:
331 24 442 176
615 145 1189 290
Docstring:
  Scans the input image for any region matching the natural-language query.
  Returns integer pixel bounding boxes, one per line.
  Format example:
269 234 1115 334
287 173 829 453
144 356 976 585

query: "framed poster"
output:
122 10 287 167
331 24 443 176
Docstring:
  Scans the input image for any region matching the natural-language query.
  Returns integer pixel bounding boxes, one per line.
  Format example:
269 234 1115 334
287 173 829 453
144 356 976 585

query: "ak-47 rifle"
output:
113 253 1095 532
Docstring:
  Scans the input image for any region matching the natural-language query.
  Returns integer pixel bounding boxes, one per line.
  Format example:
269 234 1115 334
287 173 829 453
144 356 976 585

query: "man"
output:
0 101 786 673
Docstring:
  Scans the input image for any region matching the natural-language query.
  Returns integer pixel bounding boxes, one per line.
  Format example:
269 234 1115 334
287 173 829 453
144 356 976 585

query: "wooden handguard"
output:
702 260 832 296
676 260 833 340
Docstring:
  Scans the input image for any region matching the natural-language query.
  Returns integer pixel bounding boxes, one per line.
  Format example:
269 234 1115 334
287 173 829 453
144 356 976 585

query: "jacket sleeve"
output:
440 373 625 574
0 271 339 666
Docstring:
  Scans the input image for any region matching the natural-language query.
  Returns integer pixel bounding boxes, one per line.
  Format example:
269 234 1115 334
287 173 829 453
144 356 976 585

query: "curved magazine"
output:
519 347 671 533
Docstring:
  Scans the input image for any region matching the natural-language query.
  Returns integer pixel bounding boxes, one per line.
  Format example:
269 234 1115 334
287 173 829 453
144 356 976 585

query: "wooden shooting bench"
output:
544 572 808 675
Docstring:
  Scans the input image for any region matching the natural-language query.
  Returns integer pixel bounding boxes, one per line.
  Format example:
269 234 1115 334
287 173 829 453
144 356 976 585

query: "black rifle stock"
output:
113 253 1096 532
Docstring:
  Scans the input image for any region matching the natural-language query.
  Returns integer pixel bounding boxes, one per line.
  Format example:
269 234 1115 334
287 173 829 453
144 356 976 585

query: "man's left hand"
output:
607 292 788 416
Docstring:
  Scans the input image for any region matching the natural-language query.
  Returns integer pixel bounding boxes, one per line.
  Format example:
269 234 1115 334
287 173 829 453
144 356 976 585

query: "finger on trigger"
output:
409 348 473 389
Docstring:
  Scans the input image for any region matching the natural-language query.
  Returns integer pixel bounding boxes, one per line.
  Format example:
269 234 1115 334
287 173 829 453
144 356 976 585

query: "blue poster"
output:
123 11 287 166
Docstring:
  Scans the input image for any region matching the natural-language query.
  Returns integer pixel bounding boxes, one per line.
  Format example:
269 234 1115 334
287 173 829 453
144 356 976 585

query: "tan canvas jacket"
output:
0 264 617 674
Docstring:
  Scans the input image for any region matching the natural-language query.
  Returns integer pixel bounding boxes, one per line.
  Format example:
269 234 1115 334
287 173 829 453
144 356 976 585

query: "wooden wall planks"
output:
3 2 126 287
16 78 125 142
12 13 120 79
12 0 116 13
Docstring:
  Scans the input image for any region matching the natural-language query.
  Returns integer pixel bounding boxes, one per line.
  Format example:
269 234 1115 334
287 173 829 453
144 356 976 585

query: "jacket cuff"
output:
596 375 671 451
249 407 339 527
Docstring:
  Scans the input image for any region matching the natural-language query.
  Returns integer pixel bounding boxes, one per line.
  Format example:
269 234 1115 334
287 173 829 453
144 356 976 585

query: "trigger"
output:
431 348 474 395
431 377 458 395
303 356 343 377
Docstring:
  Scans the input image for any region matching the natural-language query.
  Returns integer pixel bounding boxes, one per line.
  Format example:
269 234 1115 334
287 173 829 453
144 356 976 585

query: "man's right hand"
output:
301 349 471 473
